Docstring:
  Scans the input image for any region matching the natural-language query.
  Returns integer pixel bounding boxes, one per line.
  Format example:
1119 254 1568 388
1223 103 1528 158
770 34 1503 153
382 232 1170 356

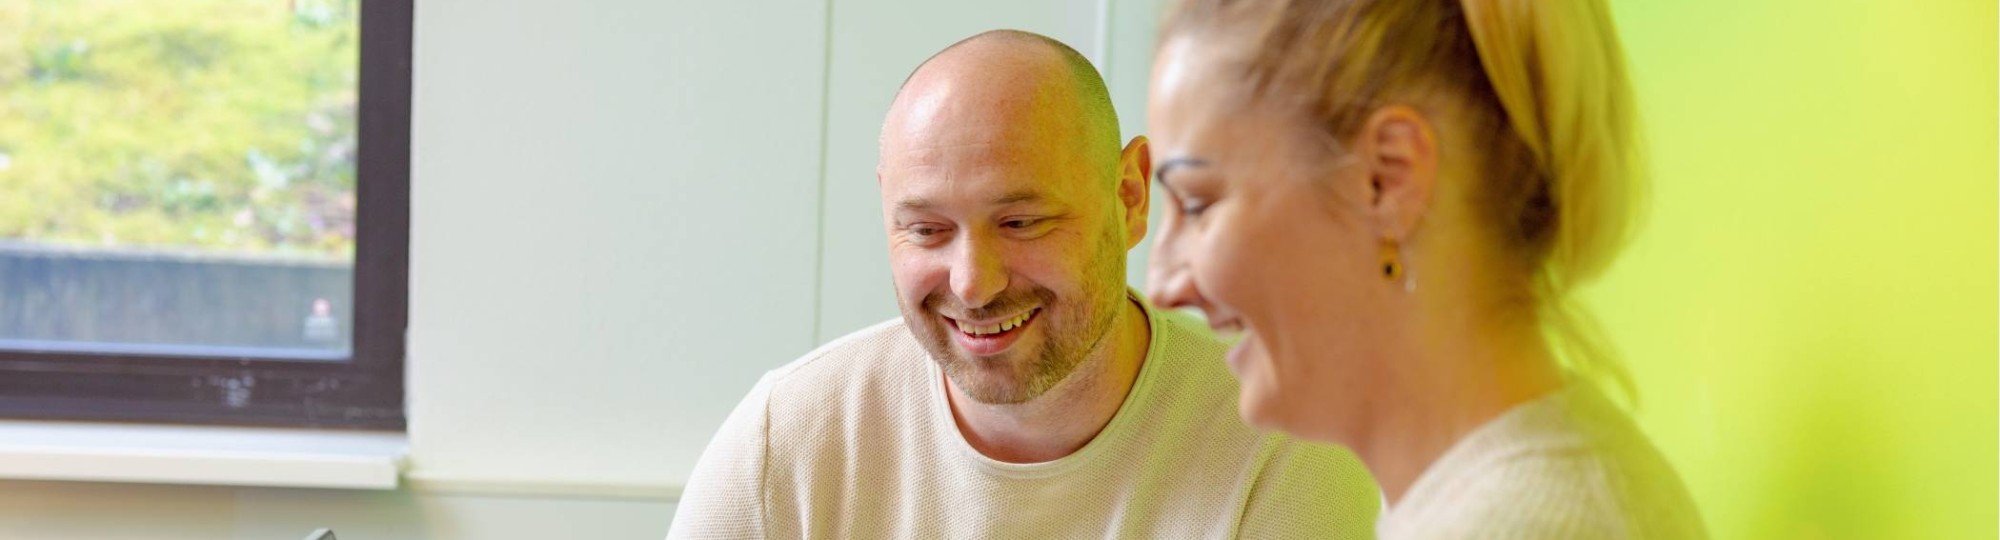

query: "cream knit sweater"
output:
668 298 1380 539
1376 383 1707 539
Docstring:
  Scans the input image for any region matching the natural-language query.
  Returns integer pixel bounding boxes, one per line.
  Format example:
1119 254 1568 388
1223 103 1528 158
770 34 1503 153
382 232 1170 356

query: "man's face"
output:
878 88 1131 405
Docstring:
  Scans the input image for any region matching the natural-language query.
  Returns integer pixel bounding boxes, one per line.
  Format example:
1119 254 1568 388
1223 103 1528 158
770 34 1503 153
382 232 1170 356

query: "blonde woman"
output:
1144 0 1706 536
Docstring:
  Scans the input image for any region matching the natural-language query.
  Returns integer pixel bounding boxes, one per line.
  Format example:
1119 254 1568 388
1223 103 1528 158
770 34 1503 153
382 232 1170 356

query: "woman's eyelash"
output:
1180 199 1211 216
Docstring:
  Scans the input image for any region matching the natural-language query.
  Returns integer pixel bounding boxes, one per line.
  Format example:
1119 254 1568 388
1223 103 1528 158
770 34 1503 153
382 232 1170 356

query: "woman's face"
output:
1145 37 1402 443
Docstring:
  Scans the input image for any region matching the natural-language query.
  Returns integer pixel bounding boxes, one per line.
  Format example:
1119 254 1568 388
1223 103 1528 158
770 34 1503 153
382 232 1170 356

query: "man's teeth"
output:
956 309 1036 336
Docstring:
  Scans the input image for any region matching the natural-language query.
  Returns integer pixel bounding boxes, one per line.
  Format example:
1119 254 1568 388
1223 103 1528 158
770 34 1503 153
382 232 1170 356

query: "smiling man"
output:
668 30 1378 539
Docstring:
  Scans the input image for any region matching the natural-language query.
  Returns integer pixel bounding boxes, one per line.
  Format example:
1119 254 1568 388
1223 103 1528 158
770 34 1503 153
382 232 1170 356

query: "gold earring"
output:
1380 238 1403 281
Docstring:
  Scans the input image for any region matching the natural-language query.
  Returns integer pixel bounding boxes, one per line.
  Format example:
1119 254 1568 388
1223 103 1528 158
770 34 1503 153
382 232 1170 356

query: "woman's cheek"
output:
1231 337 1274 425
1201 216 1263 306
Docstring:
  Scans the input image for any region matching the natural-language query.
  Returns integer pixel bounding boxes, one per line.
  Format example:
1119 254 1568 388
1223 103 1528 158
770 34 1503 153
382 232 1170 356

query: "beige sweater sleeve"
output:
666 373 775 540
1235 435 1383 540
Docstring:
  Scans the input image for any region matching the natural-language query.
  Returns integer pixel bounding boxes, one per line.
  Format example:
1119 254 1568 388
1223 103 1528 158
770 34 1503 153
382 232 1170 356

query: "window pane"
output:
0 0 360 360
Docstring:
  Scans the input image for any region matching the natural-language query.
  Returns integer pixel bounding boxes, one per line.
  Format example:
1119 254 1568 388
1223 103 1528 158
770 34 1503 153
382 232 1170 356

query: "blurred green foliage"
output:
0 0 359 258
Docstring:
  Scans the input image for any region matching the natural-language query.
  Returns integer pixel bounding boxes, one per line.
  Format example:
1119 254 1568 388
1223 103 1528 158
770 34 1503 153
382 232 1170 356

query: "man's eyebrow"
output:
992 190 1046 206
1154 157 1210 187
896 197 934 210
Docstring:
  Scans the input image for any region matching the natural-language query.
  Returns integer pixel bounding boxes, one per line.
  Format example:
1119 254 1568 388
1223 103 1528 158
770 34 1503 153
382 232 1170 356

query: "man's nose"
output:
950 232 1008 309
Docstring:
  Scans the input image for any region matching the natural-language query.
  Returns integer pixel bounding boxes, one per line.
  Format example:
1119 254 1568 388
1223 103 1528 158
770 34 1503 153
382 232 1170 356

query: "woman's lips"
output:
1225 338 1251 376
1207 316 1250 376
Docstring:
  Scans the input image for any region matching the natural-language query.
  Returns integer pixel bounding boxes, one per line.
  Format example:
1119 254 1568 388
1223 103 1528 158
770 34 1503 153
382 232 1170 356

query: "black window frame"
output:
0 0 411 430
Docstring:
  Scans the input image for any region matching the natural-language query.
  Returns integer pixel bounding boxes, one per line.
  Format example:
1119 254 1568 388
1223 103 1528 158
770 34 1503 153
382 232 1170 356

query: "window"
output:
0 0 409 429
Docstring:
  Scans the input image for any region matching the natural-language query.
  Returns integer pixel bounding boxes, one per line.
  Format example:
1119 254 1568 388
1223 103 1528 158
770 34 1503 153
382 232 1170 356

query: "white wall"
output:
0 0 1167 538
406 0 829 492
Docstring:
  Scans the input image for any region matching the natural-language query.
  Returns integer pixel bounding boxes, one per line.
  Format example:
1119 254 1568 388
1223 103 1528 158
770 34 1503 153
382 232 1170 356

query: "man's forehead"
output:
884 102 1063 155
878 119 1097 213
884 165 1079 212
882 116 1078 180
882 58 1087 157
894 185 1057 211
890 138 1043 166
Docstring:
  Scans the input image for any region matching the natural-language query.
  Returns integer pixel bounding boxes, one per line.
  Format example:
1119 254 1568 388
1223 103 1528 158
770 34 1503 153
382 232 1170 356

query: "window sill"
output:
0 420 406 490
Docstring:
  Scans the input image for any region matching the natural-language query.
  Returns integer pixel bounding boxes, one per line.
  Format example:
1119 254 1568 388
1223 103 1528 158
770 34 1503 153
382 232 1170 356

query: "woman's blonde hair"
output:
1162 0 1644 401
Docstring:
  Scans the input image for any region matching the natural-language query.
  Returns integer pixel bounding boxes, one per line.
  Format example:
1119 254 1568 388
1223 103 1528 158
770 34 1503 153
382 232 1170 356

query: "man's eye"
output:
911 226 941 236
1002 218 1039 229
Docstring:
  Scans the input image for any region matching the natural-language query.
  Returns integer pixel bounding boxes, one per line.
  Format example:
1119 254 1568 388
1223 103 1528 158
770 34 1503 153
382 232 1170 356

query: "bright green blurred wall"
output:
1591 1 1997 537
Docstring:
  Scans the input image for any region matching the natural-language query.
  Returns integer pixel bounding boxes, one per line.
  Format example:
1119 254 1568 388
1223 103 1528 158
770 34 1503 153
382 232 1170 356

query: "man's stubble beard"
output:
904 223 1130 405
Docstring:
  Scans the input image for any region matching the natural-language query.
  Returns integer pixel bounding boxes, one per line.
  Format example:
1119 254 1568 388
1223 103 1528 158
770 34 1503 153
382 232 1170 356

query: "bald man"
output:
668 30 1379 539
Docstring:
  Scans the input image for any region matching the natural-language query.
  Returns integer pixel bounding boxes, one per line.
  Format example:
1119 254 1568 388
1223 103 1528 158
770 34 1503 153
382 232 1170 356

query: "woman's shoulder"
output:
1379 386 1708 539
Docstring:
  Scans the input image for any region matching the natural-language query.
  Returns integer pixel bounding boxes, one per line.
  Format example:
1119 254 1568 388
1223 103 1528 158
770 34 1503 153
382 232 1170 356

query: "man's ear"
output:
1117 135 1153 249
1360 106 1437 241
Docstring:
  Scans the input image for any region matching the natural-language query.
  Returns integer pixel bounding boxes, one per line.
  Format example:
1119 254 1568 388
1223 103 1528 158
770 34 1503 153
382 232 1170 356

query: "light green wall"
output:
1594 1 1997 537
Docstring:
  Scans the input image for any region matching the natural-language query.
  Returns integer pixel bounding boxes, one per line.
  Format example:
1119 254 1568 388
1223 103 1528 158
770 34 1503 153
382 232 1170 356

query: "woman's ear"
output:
1360 106 1438 241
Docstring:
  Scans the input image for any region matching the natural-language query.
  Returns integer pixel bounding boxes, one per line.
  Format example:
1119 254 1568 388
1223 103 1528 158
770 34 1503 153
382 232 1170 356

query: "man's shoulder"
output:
1146 303 1234 353
755 316 934 428
1137 301 1238 386
767 316 927 384
675 322 929 540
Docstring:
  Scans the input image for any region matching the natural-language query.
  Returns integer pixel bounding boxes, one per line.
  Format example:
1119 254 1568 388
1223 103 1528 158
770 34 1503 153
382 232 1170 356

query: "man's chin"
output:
954 380 1039 405
940 364 1042 405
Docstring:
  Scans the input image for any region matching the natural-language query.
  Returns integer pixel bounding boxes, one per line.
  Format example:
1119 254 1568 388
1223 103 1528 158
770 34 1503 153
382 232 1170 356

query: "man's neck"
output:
946 298 1152 463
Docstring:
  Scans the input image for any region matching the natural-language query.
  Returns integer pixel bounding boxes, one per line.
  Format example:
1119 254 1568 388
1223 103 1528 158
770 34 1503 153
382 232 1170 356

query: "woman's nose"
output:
1146 231 1199 310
